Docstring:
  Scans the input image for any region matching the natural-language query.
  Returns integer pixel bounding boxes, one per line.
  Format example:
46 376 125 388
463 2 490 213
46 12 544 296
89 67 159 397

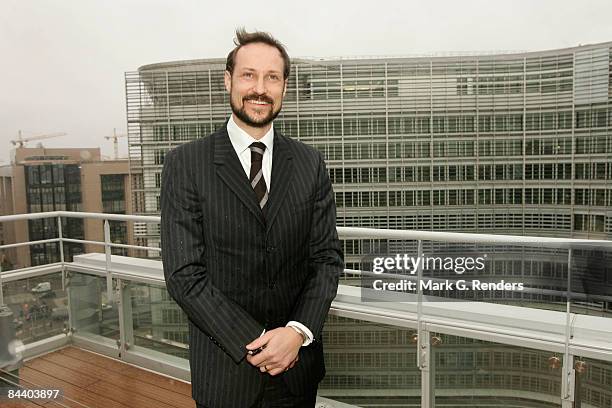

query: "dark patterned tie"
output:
249 142 268 208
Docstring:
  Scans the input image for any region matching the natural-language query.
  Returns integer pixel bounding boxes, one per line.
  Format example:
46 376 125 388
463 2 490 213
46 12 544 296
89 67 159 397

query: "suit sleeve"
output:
289 152 344 339
160 148 264 363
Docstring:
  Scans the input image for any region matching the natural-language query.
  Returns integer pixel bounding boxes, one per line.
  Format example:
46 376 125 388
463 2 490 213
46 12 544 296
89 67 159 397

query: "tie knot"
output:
249 142 266 162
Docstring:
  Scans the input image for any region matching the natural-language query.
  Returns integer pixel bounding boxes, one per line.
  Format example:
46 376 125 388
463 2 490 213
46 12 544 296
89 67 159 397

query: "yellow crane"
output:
10 130 67 147
104 128 127 159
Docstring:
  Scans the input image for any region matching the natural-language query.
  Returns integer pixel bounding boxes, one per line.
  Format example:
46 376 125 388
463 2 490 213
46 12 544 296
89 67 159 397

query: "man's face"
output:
224 42 287 128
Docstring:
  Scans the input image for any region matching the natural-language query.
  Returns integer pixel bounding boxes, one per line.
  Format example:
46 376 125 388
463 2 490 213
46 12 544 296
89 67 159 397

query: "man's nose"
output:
254 77 266 94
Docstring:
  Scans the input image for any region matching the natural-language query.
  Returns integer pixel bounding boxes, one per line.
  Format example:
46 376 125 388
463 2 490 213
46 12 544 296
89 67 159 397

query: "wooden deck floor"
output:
4 346 195 408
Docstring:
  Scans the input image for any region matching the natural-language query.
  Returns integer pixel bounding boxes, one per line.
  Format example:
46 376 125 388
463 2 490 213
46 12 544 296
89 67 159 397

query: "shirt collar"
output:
227 114 274 155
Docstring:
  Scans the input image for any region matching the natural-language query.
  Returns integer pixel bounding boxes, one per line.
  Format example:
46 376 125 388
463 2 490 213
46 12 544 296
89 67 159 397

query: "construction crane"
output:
104 128 127 159
10 130 67 147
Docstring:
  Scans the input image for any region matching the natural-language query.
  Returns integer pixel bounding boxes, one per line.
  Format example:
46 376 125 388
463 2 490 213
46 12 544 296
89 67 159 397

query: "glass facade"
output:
126 43 612 262
25 163 84 265
101 174 128 256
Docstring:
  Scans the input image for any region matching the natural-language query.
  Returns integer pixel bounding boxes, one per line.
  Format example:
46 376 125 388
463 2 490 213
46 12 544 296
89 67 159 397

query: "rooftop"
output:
137 40 612 72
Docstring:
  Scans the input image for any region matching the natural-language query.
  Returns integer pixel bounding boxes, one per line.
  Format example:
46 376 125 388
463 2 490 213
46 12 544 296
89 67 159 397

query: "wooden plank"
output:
41 402 66 408
0 393 70 407
1 400 46 408
25 358 98 388
86 380 183 408
58 347 192 396
18 366 129 408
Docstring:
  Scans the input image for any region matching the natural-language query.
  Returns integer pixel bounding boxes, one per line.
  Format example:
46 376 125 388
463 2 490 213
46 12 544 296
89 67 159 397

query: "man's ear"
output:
224 70 232 93
283 79 288 97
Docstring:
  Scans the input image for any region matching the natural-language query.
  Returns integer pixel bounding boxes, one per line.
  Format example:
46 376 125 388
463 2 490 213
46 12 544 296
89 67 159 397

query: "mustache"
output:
243 94 273 104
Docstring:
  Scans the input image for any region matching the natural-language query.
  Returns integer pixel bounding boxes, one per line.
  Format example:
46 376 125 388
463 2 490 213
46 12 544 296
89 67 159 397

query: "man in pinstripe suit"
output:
161 29 343 407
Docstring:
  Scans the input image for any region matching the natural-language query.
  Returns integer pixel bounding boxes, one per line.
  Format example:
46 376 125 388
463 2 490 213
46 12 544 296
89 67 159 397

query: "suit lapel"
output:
264 130 294 232
213 127 266 227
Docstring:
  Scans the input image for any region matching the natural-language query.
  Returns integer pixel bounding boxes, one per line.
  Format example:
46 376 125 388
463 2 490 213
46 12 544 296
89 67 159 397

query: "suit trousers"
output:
196 374 317 408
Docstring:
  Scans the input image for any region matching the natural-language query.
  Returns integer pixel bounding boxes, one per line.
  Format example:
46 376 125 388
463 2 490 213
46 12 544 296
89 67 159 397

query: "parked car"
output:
51 307 69 321
39 290 57 299
31 282 51 293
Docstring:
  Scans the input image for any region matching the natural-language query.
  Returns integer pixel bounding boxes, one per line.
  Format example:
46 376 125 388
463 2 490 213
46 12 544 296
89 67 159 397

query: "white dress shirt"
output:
226 115 314 347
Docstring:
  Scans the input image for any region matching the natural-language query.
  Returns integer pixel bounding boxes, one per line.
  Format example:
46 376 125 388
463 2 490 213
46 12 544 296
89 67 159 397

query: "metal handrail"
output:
0 210 159 223
338 226 612 246
2 210 611 251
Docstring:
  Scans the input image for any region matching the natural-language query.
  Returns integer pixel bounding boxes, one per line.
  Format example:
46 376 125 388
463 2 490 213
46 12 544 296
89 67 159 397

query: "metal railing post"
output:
57 216 65 263
419 330 434 408
561 248 575 407
561 352 576 408
57 216 66 290
103 219 114 305
117 278 134 357
0 253 4 305
415 240 434 407
416 239 424 364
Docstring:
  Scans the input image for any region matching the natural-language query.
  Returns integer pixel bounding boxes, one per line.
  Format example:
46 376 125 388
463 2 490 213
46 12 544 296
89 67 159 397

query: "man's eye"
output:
243 72 253 78
268 75 280 81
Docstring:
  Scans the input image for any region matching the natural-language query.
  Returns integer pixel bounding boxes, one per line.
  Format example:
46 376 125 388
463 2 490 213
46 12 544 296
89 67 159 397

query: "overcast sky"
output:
1 0 612 164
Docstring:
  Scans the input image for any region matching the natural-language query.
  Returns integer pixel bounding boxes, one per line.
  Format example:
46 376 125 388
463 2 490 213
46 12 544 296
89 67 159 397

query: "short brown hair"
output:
226 28 291 80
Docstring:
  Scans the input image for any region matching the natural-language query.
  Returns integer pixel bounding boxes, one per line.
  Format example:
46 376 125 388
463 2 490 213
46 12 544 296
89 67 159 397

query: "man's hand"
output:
246 327 303 375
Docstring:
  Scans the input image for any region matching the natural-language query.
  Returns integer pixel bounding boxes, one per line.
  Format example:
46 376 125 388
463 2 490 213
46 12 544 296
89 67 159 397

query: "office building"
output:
0 147 138 268
126 42 612 266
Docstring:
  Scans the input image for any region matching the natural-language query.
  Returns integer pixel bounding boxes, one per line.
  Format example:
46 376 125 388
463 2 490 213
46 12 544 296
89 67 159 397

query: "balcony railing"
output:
1 211 612 408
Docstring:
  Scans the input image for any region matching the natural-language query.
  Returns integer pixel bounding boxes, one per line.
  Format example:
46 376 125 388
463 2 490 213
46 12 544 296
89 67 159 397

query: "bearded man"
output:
161 28 343 408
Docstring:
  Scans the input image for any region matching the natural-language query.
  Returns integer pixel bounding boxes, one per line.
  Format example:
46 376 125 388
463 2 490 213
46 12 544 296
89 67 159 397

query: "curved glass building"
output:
126 41 612 255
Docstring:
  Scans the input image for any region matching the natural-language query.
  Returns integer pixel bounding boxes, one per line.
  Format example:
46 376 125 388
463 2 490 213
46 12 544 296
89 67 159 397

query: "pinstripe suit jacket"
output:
160 123 343 407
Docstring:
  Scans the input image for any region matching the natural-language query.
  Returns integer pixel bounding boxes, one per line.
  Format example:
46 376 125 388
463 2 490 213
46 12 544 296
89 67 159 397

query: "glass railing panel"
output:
339 270 363 287
432 332 563 407
68 271 118 340
569 245 612 319
419 242 570 313
573 356 612 408
128 281 189 359
132 220 162 261
1 272 67 344
342 237 396 288
319 314 420 407
360 240 571 313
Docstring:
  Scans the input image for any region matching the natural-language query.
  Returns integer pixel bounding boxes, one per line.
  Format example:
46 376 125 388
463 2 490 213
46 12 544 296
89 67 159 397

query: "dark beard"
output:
230 94 282 128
